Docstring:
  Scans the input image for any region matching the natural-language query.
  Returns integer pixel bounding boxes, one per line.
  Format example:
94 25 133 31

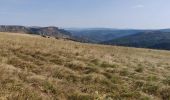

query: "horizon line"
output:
1 25 170 30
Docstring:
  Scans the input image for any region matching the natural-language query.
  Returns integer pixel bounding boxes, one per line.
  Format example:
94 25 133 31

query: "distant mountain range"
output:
66 28 146 43
1 26 170 50
102 31 170 50
66 28 170 50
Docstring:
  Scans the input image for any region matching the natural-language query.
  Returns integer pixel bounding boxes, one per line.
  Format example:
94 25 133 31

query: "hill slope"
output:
0 32 170 100
103 31 170 50
66 28 144 43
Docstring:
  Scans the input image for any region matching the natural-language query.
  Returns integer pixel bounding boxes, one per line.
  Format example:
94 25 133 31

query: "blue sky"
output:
0 0 170 29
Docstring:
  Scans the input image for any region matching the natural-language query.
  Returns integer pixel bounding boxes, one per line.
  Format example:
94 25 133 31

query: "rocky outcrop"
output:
0 25 30 33
0 25 71 38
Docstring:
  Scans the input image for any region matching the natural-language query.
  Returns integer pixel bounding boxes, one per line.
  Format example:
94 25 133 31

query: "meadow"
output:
0 32 170 100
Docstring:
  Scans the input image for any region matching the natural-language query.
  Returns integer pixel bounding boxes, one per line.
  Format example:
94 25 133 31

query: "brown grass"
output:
0 32 170 100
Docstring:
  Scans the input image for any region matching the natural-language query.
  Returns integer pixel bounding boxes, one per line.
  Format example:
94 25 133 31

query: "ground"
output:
0 32 170 100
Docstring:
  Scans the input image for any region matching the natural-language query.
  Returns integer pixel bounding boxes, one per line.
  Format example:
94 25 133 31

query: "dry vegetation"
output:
0 32 170 100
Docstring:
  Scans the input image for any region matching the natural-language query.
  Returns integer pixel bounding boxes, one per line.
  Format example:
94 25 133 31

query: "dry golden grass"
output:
0 32 170 100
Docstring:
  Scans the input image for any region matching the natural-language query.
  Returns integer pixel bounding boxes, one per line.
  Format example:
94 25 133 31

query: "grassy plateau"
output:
0 32 170 100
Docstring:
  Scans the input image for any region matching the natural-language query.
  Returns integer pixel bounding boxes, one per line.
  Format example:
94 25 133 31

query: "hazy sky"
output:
0 0 170 29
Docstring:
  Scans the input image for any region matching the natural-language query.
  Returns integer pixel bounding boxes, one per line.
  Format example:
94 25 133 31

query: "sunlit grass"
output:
0 32 170 100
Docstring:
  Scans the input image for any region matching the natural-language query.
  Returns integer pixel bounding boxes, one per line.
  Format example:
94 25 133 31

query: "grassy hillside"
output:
0 32 170 100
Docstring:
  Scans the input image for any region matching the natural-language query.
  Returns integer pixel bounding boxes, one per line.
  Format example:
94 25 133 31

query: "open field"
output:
0 32 170 100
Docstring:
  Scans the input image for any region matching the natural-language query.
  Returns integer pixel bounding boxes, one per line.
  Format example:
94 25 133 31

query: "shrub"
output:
139 96 150 100
7 57 37 70
49 57 64 65
100 62 117 68
68 93 94 100
159 87 170 100
163 76 170 85
147 75 158 82
120 68 129 76
134 80 145 89
90 59 99 65
143 82 159 95
135 67 144 73
120 91 141 99
65 61 86 71
43 81 57 94
7 88 43 100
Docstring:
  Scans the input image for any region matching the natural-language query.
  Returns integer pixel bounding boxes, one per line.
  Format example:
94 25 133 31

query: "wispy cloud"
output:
132 5 144 8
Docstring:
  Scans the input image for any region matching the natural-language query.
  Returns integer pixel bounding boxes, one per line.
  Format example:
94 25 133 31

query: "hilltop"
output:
0 32 170 100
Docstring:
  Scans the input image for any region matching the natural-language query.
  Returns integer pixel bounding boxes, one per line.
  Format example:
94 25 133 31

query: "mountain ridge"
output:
102 31 170 50
66 28 146 43
0 25 71 38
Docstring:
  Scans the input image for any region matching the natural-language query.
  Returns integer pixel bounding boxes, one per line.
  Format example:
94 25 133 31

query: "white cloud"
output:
132 5 144 8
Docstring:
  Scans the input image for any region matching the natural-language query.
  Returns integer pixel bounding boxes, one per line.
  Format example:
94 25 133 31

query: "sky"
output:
0 0 170 29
